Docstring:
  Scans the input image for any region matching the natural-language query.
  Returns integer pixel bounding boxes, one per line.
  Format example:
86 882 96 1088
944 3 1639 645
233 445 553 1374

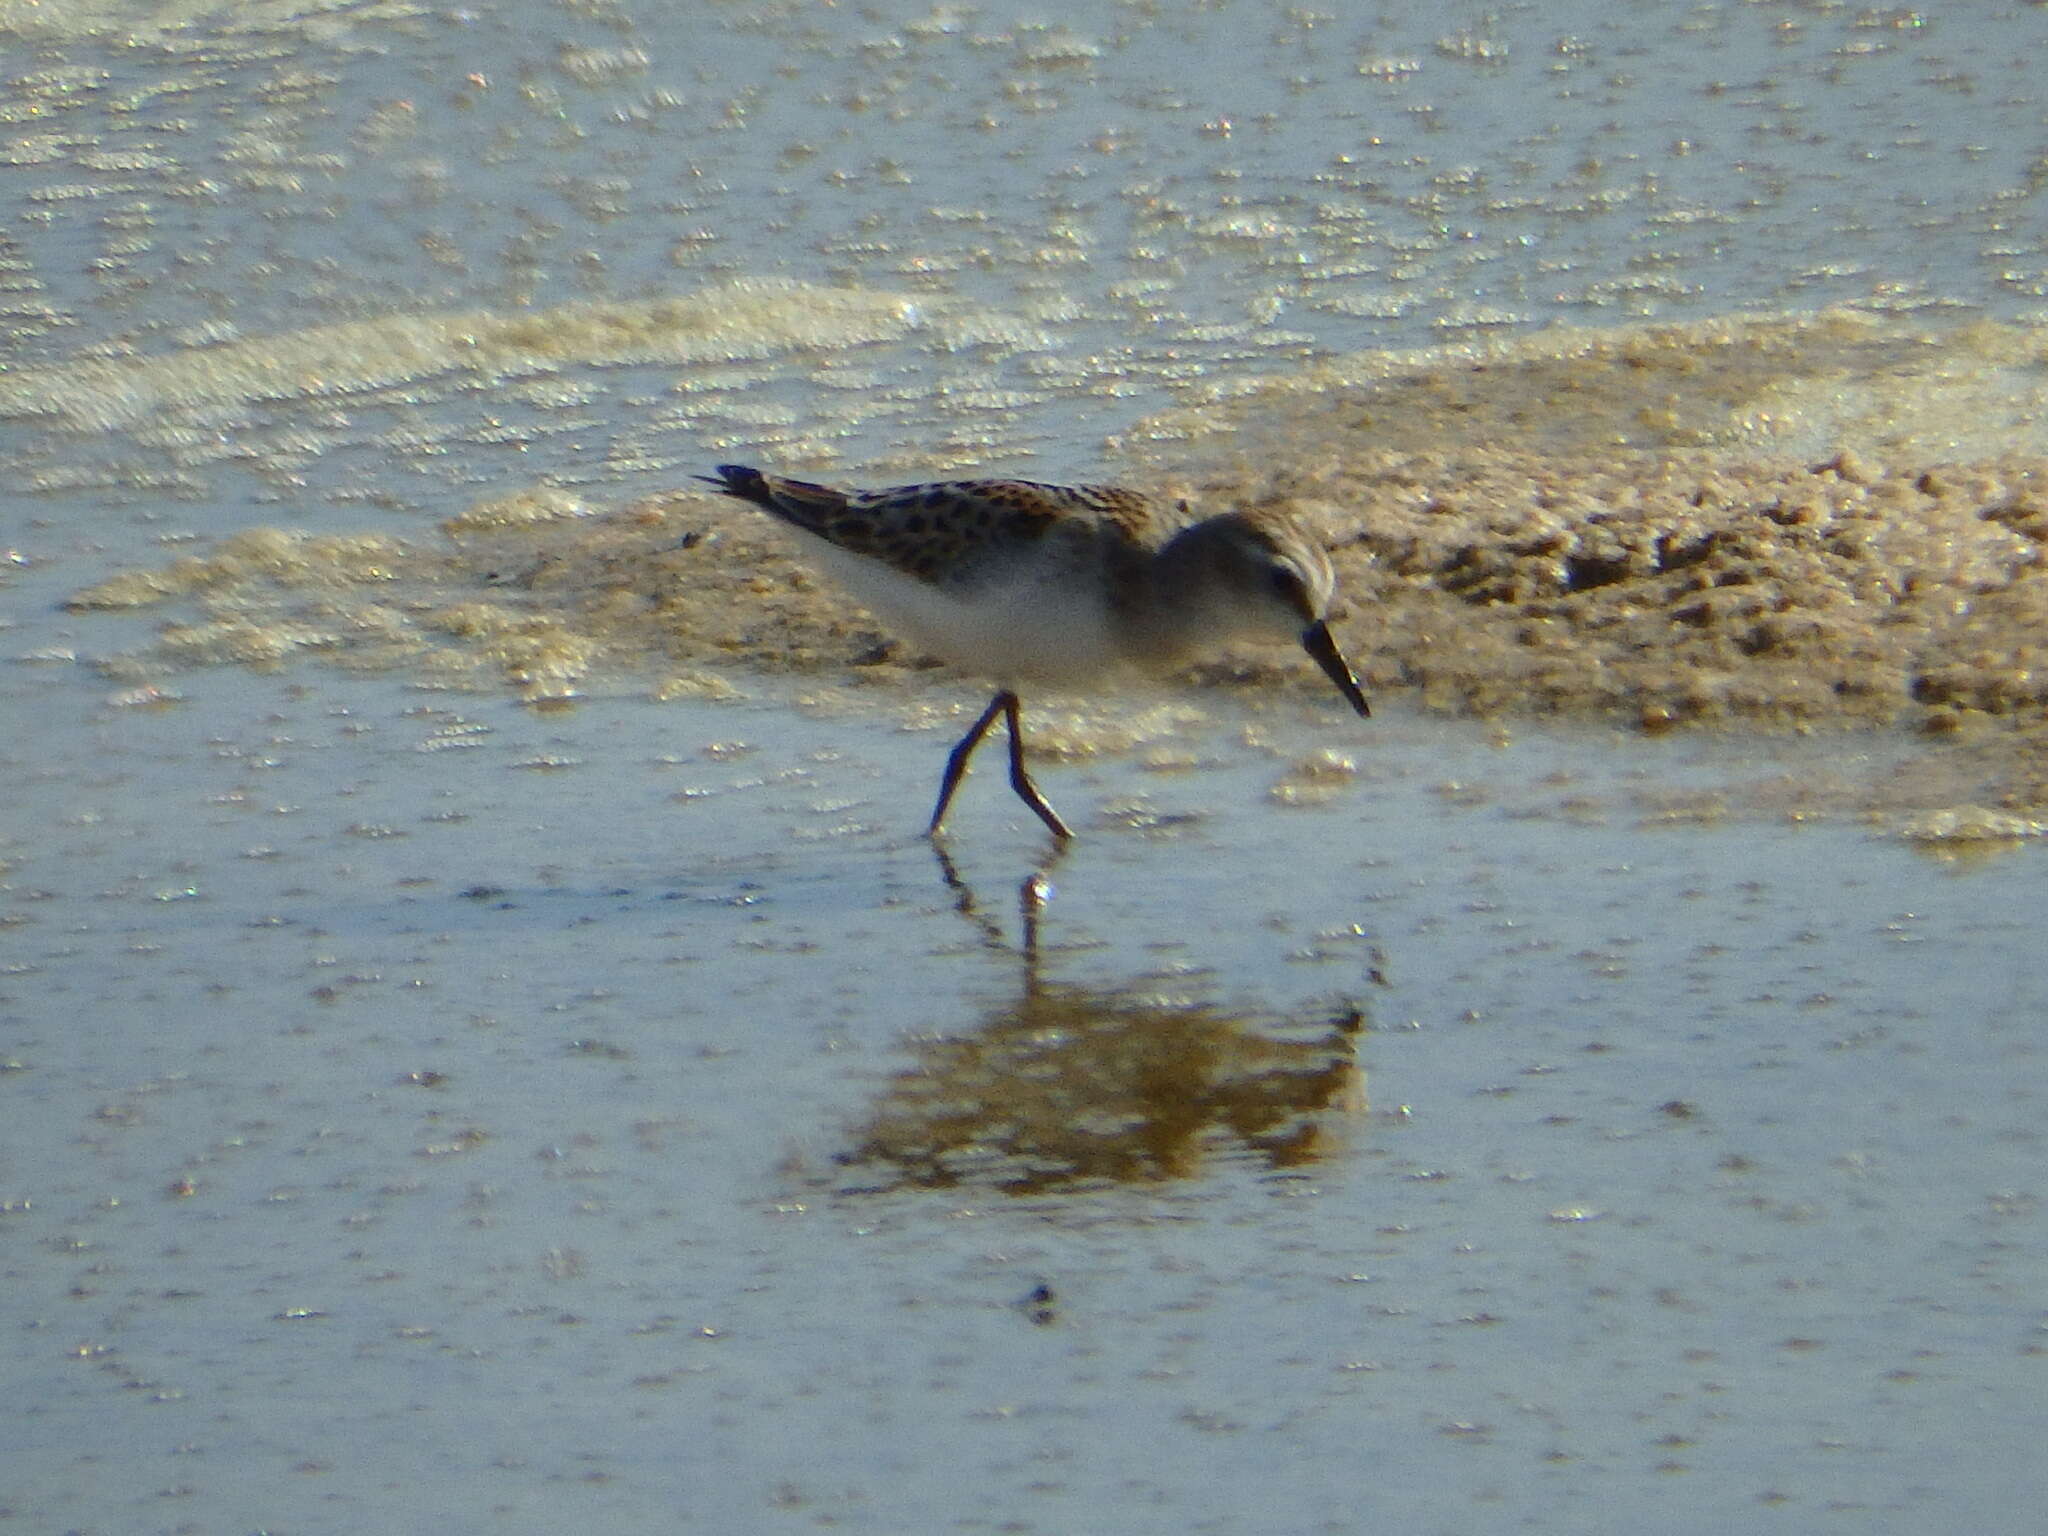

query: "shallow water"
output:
6 666 2045 1531
5 2 2048 1532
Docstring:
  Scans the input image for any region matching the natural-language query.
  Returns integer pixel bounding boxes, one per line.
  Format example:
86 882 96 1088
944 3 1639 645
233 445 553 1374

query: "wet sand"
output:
56 310 2048 839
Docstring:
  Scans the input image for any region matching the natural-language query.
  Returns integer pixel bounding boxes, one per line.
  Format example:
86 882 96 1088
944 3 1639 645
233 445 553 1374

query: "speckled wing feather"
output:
701 465 1172 584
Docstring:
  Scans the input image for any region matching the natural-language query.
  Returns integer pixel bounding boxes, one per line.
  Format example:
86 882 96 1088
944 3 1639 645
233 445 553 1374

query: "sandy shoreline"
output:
58 311 2048 835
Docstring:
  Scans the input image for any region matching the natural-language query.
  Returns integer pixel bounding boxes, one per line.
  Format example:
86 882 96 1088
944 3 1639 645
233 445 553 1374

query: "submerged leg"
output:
927 690 1074 841
999 693 1074 841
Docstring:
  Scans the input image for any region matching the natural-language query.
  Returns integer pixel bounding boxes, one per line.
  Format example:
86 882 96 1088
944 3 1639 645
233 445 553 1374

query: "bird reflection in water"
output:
832 848 1369 1196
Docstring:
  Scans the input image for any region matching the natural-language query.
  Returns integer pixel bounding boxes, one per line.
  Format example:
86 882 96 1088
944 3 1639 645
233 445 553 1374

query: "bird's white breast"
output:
793 532 1127 687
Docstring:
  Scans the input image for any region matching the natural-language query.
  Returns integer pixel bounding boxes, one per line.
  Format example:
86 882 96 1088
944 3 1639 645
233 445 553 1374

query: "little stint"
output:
699 464 1370 839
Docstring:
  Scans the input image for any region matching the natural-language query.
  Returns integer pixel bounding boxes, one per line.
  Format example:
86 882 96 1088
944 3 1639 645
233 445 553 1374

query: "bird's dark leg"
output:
928 692 1010 837
1000 692 1074 841
927 690 1074 841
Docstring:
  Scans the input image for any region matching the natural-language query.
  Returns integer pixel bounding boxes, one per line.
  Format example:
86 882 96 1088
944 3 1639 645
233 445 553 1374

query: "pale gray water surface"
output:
4 662 2045 1532
4 1 2048 1532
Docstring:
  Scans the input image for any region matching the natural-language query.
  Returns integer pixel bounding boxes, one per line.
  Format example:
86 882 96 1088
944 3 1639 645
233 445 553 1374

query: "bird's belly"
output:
804 540 1126 686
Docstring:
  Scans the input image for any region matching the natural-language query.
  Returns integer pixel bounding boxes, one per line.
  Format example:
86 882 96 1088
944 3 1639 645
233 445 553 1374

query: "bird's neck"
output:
1120 523 1242 664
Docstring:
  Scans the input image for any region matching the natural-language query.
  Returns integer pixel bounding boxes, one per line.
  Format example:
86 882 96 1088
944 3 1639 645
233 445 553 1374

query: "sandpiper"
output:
699 464 1371 839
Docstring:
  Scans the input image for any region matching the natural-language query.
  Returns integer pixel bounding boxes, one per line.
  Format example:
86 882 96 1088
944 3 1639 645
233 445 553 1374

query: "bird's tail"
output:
697 464 850 526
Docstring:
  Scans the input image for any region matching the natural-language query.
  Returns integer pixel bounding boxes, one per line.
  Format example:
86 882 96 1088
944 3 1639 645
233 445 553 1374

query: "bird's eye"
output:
1269 567 1299 600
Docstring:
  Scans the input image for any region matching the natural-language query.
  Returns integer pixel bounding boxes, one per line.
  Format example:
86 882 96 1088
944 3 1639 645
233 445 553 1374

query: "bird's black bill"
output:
1301 621 1371 718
